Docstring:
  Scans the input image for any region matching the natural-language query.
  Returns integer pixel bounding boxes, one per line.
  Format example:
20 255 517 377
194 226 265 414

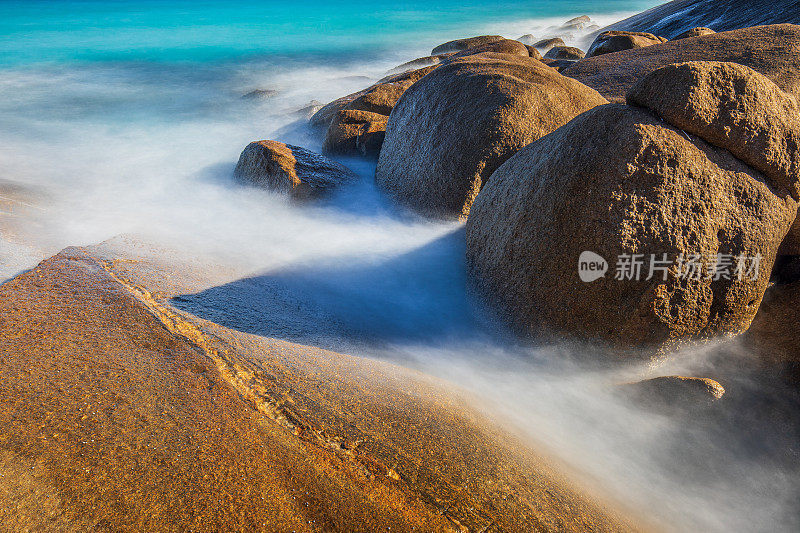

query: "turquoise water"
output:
0 0 658 64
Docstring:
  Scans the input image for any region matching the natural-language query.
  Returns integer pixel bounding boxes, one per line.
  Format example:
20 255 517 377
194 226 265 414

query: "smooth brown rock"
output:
0 245 640 531
323 109 388 158
431 35 505 55
375 53 607 219
618 376 725 413
627 61 800 201
544 46 585 60
465 103 798 349
562 25 800 103
744 280 800 366
586 31 667 57
525 45 543 60
384 54 452 76
673 27 716 40
233 140 355 199
310 65 436 129
533 37 566 51
450 39 530 59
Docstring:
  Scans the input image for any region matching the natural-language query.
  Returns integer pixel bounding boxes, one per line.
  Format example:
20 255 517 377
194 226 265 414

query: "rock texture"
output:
375 53 607 219
0 244 640 532
627 61 800 201
310 65 436 129
323 109 388 158
544 46 585 60
779 215 800 255
586 31 667 57
602 0 800 39
618 376 725 412
744 280 800 366
673 27 716 39
431 35 505 55
465 102 798 349
312 65 438 158
234 140 355 199
450 38 531 59
562 25 800 102
385 54 452 76
533 37 566 51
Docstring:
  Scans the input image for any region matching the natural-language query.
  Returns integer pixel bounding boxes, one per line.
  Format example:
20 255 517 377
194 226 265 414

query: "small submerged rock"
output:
618 376 725 413
234 140 355 199
241 88 278 100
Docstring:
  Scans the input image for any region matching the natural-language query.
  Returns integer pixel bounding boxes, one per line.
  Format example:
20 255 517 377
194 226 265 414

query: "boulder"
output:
375 53 608 218
323 109 388 158
517 34 536 45
562 25 800 102
618 376 725 413
586 31 667 57
242 88 278 100
562 15 592 31
384 54 452 76
431 35 505 55
233 140 355 199
465 103 798 349
544 46 585 60
627 62 800 201
450 38 531 59
533 37 566 51
295 99 322 118
542 58 579 71
310 65 436 129
673 27 716 40
525 45 543 60
744 280 800 367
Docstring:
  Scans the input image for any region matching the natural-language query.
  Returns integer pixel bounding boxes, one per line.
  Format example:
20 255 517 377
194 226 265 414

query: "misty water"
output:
1 1 798 531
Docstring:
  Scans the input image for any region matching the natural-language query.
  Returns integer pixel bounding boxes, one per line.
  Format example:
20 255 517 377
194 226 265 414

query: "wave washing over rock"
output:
2 0 800 531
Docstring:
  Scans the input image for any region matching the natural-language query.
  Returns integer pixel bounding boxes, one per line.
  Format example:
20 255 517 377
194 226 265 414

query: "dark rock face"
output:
779 217 800 255
431 35 505 55
673 27 716 39
562 25 800 102
586 31 667 57
544 46 585 60
234 140 355 199
602 0 800 39
466 61 800 350
744 280 800 367
375 53 607 219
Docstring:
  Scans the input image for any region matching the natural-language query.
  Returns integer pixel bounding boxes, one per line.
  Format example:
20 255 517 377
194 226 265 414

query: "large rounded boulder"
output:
375 53 608 218
466 64 800 350
743 280 800 368
586 31 667 57
431 35 505 55
627 61 800 200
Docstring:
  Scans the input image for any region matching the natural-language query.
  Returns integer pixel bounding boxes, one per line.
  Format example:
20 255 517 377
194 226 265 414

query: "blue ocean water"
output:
0 0 657 64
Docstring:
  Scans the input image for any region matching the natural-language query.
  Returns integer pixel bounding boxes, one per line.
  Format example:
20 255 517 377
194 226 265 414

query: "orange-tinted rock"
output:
586 31 667 57
562 25 800 102
673 27 716 40
0 245 640 531
376 53 607 219
322 109 388 158
431 35 505 55
233 140 356 199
